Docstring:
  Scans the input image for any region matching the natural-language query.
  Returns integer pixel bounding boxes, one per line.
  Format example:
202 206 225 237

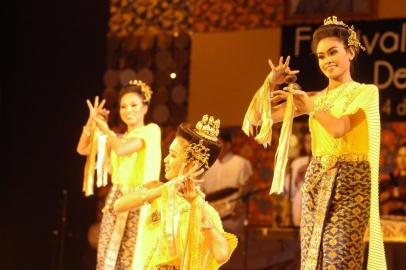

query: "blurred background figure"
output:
381 143 406 216
202 128 253 221
287 130 312 227
201 128 253 270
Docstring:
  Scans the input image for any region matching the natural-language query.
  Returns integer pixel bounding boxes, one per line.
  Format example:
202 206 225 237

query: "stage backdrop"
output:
281 18 406 121
188 28 281 125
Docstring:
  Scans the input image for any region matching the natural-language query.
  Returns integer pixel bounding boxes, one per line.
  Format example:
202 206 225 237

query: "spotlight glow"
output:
170 72 177 79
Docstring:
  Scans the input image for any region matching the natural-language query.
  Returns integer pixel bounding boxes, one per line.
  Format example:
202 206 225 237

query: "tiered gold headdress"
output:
185 115 221 169
128 79 153 102
195 115 221 142
323 16 366 51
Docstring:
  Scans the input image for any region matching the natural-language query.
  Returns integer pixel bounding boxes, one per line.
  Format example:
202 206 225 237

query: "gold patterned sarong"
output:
301 157 371 270
97 186 140 270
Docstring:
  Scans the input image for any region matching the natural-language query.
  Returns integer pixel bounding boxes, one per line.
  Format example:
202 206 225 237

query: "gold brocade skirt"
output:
301 158 371 270
97 185 140 270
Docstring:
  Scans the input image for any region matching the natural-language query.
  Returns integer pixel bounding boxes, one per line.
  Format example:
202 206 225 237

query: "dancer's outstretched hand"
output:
292 90 314 115
86 96 111 133
270 90 290 105
86 97 109 123
267 56 299 86
174 163 205 202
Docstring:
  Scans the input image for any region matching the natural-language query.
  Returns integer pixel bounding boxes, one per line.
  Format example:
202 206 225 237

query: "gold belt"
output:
312 153 368 170
155 266 180 270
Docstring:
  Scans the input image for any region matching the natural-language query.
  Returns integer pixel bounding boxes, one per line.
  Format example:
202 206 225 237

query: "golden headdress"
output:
195 114 221 142
128 79 153 102
185 115 221 169
323 16 366 51
185 140 211 169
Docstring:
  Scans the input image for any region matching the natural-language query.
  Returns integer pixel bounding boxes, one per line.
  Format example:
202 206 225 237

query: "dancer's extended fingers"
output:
284 55 291 67
268 59 275 69
98 99 106 110
191 178 204 184
273 90 289 96
94 96 99 108
190 168 204 179
86 99 94 110
270 95 285 104
293 89 307 96
279 56 283 66
289 70 300 75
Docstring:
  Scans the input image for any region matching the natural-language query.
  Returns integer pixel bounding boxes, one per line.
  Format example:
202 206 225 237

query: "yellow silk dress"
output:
134 184 238 270
98 123 162 270
301 82 386 270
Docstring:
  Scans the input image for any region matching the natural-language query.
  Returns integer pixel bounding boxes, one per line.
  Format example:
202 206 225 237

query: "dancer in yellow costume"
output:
243 17 386 270
114 115 237 270
76 80 161 270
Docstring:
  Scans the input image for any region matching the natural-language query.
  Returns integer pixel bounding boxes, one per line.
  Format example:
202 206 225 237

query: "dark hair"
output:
176 122 222 167
118 84 150 105
219 128 232 143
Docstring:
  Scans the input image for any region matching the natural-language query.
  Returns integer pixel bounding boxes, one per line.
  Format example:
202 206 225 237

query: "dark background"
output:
3 1 109 269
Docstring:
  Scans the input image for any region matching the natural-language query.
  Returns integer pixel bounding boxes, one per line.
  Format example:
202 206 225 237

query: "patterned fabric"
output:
155 266 180 270
309 82 386 270
97 186 140 270
301 159 371 270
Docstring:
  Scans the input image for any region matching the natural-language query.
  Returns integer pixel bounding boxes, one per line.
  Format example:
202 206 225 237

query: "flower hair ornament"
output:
128 79 153 102
323 16 366 51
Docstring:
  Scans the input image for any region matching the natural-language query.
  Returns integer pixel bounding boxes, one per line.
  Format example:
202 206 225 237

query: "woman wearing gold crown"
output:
243 17 386 270
76 80 162 270
113 115 237 270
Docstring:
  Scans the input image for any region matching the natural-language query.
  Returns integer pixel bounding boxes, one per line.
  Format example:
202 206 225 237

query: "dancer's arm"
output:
114 165 205 212
94 118 145 156
293 90 366 138
200 203 231 264
76 120 94 155
114 181 164 212
180 177 231 264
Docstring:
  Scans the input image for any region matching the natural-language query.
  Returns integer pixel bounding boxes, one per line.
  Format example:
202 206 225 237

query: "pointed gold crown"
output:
195 114 221 142
323 16 365 51
185 139 210 169
128 79 153 102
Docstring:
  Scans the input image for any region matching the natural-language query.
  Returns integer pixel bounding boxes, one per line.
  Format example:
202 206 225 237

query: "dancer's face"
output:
316 37 355 81
119 92 147 128
164 137 189 180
